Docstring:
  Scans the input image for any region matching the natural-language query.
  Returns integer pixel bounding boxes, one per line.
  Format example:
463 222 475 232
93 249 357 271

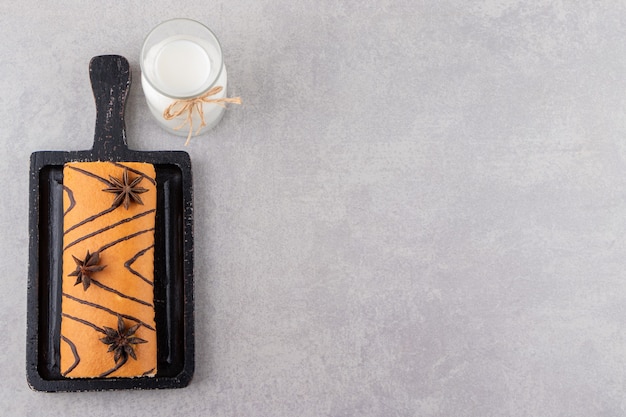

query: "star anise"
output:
68 250 106 291
103 167 148 210
100 315 148 364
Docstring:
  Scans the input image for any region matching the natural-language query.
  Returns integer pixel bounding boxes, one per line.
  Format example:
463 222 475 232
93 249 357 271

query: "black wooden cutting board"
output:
27 55 194 391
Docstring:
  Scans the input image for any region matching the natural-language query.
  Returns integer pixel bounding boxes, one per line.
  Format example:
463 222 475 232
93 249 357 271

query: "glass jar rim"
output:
140 18 224 99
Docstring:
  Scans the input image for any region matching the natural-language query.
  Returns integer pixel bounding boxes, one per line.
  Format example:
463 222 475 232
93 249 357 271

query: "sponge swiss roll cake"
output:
60 161 157 378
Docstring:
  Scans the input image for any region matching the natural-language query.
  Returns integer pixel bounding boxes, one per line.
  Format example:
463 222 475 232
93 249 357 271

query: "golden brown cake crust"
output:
60 162 157 378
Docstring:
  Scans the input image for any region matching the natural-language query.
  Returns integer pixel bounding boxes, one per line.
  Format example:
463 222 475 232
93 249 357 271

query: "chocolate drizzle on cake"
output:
60 336 80 377
62 312 105 333
62 292 155 331
63 209 156 251
62 185 76 216
125 245 156 287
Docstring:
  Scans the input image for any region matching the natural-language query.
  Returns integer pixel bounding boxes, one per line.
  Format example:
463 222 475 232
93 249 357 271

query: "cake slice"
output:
60 161 157 378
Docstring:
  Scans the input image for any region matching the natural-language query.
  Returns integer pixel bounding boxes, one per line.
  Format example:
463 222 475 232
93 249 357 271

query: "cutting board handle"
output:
89 55 130 158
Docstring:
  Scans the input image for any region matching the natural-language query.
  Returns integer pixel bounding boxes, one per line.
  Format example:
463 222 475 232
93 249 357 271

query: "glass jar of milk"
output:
141 18 229 143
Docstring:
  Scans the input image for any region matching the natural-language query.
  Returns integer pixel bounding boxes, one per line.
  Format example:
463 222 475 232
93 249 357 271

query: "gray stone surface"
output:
2 1 626 416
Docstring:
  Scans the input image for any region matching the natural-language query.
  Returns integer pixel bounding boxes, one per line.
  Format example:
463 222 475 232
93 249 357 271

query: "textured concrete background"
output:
3 1 626 416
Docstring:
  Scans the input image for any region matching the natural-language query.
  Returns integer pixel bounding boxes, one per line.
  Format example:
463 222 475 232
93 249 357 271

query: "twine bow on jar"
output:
162 86 242 146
